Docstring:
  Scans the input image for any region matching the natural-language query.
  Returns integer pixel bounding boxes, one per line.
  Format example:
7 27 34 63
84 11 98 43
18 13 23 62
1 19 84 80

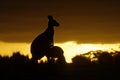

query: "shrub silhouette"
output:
0 56 9 64
10 52 29 65
97 52 113 64
72 55 91 65
113 52 120 65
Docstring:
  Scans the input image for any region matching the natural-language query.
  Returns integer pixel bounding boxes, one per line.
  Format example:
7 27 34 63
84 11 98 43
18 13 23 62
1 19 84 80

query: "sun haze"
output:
0 41 120 63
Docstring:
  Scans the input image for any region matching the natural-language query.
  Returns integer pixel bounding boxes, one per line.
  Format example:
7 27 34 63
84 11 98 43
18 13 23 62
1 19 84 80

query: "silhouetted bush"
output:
72 55 91 65
113 52 120 65
9 52 30 65
0 56 9 64
97 52 113 64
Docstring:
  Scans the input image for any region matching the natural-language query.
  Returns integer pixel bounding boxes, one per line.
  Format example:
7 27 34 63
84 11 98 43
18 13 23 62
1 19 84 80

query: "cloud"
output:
0 0 120 43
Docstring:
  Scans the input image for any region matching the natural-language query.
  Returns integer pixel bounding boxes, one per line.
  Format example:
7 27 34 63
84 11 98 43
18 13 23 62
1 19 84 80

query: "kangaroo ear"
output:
48 15 53 20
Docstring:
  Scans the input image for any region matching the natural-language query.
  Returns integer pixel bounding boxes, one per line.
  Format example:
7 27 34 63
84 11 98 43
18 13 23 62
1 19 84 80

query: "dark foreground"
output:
0 63 120 80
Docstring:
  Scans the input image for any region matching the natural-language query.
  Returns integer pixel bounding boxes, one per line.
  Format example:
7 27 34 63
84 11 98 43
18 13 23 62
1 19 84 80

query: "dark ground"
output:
0 63 120 80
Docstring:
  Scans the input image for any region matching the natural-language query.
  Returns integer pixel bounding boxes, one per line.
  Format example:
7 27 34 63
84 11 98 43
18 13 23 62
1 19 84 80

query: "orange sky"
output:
0 0 120 43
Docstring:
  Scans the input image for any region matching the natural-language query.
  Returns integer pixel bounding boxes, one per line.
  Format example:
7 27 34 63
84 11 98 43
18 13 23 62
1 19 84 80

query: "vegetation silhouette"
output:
72 55 91 66
97 52 113 64
9 52 30 65
113 51 120 64
30 15 62 63
0 50 120 79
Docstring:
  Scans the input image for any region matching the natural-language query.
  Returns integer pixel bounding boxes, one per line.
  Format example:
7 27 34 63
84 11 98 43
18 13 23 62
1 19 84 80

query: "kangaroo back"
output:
30 16 59 62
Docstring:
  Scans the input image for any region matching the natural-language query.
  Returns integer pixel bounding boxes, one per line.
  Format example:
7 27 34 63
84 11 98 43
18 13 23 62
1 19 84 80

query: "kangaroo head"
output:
48 15 59 27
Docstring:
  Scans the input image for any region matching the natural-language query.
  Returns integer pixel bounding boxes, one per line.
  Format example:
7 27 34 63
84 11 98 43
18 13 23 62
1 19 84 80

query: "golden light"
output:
55 41 120 63
0 41 120 63
0 41 31 58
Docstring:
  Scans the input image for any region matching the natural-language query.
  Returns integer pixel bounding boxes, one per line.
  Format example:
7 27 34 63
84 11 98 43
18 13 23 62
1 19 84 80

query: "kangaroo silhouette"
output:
31 16 59 63
47 46 66 63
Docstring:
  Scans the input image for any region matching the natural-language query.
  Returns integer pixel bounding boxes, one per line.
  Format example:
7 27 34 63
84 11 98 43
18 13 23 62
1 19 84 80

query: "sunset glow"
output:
0 41 120 63
1 0 120 79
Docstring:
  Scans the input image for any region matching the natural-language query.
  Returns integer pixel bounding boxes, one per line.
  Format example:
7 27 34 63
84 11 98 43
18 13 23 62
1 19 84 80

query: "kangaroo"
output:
30 16 59 63
47 46 66 64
